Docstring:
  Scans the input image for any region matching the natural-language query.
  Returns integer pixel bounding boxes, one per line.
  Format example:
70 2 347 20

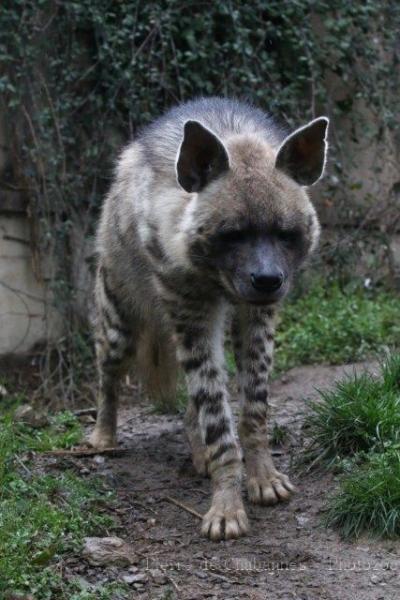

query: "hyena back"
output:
90 97 328 540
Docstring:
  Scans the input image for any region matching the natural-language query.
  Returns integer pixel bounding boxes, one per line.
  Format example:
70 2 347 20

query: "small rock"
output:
122 572 147 585
0 384 8 397
196 571 207 579
14 404 49 428
370 574 383 585
82 537 136 567
220 583 231 590
93 455 105 465
149 568 167 584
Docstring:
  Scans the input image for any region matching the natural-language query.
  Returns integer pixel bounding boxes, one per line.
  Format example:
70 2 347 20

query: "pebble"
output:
295 515 310 526
82 536 136 567
149 568 167 584
196 570 207 579
122 572 147 585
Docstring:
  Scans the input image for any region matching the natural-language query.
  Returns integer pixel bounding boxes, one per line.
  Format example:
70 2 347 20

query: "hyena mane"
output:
91 96 328 540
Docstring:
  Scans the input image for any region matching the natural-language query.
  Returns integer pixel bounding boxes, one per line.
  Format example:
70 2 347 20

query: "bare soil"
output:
47 362 400 599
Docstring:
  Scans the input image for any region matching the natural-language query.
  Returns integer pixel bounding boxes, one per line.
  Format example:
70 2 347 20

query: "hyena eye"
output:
218 229 247 244
277 229 301 245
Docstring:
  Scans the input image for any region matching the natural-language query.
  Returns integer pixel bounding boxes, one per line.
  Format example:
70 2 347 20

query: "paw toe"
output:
248 472 295 506
202 507 249 541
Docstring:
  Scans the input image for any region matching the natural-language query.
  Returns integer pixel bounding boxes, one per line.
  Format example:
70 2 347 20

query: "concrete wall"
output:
0 204 60 354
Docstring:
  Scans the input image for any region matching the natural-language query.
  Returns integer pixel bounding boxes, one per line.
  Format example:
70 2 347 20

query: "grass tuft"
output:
381 352 400 392
303 370 400 469
324 448 400 538
270 422 289 446
305 354 400 539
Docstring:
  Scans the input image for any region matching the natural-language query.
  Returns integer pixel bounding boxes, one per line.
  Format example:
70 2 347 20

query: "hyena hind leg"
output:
136 327 179 412
89 321 136 450
184 399 209 477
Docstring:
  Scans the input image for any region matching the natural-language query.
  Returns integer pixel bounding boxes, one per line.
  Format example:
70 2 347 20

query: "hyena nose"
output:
251 271 284 293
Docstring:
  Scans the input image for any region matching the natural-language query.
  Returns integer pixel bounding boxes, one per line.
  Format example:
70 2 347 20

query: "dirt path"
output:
63 362 400 599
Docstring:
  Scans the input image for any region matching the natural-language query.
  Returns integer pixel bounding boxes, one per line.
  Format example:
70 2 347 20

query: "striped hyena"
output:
90 98 328 540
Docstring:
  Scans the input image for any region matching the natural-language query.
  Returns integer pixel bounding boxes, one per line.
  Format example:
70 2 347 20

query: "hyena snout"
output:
221 237 290 305
250 269 284 293
231 263 288 305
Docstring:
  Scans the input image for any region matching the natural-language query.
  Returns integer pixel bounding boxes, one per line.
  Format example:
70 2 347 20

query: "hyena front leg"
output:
170 301 248 540
89 268 135 449
234 306 294 505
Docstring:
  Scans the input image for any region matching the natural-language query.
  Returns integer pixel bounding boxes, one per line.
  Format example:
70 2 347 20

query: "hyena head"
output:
176 117 328 305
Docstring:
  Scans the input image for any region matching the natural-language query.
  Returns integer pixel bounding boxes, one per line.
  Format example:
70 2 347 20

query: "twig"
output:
163 496 203 520
14 453 32 477
42 446 135 458
166 573 180 593
208 570 237 584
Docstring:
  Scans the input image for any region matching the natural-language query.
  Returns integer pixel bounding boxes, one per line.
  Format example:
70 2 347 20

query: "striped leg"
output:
170 301 248 540
234 306 294 505
89 267 135 449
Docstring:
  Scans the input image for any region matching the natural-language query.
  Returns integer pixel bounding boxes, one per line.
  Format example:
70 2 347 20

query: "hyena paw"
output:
247 471 295 506
201 491 249 541
88 427 117 449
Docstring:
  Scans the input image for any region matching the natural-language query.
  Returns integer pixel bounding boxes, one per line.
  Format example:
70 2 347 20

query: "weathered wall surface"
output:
0 203 60 354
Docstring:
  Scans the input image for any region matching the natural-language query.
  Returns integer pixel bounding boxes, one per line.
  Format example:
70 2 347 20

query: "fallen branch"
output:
42 446 135 458
163 496 203 520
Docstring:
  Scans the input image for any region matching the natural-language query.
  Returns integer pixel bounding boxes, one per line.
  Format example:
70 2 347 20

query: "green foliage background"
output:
1 0 399 396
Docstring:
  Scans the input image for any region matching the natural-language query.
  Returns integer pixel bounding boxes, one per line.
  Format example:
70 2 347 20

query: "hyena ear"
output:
275 117 329 186
176 120 229 192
